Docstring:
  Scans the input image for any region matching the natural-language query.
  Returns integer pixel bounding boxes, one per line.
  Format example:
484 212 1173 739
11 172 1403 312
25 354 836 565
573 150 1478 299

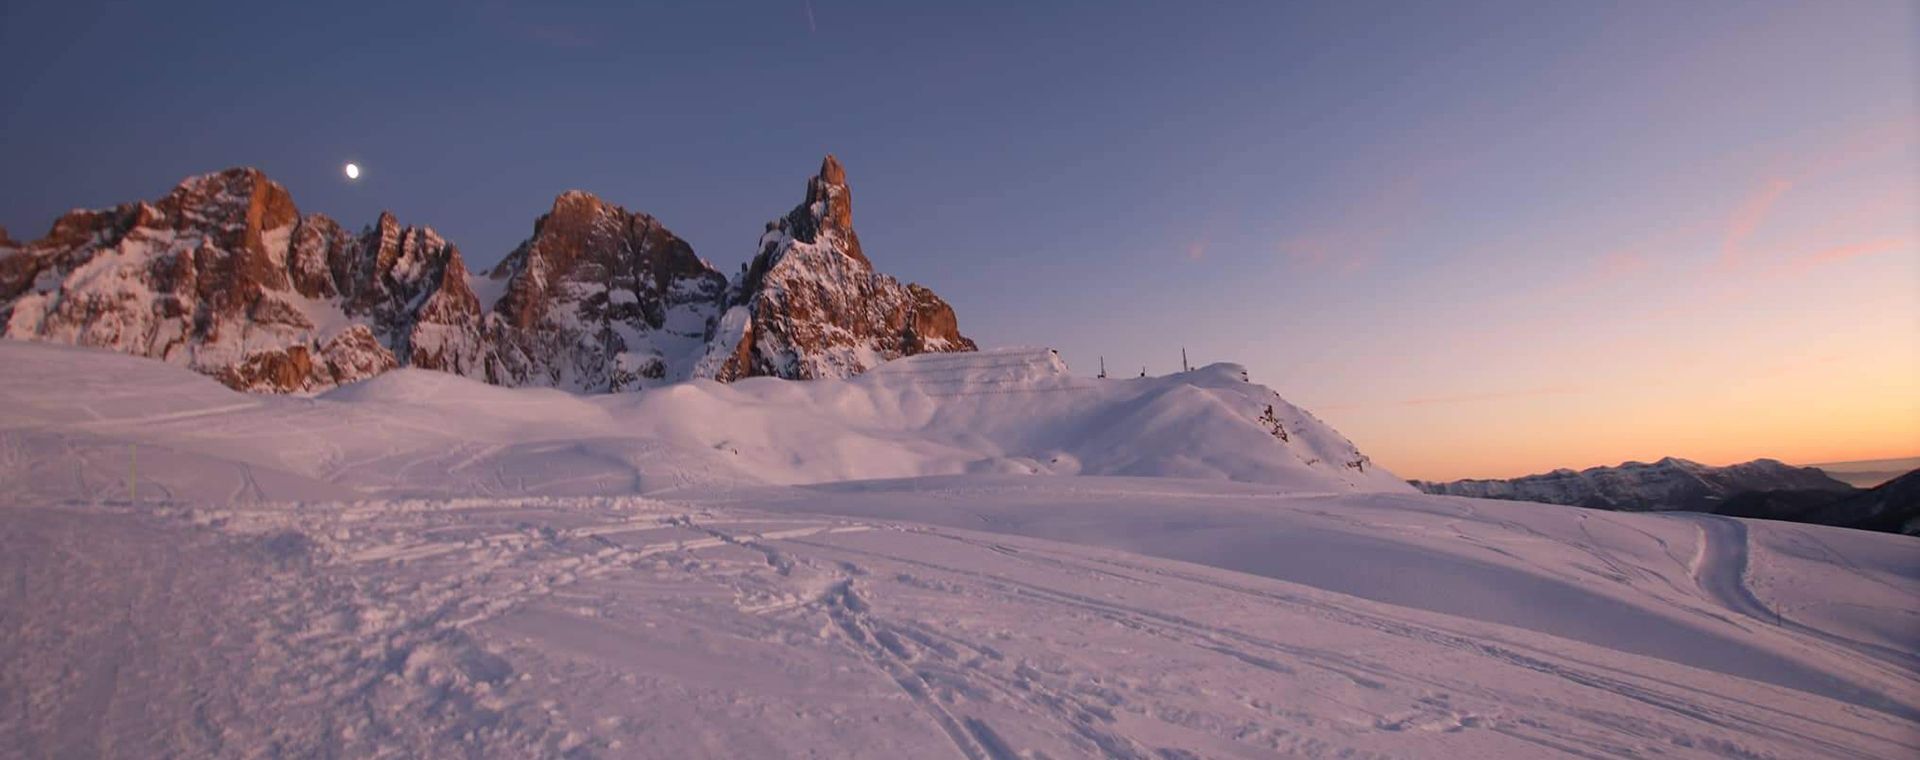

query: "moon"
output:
344 162 361 180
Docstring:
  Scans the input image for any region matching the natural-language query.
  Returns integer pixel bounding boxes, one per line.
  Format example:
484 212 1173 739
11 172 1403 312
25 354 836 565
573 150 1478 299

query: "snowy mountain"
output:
2 339 1914 758
1811 456 1920 488
479 190 728 391
1715 468 1920 535
1411 457 1854 512
0 158 972 393
0 168 470 392
705 155 974 381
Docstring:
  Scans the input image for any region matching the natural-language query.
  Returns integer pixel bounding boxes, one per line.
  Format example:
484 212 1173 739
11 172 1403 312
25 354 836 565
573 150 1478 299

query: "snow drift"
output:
0 341 1408 501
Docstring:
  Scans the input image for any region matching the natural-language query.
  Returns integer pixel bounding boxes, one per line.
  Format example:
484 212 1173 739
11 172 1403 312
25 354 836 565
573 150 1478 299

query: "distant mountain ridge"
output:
1808 456 1920 489
1411 457 1854 512
0 156 972 393
1413 457 1920 535
1713 470 1920 535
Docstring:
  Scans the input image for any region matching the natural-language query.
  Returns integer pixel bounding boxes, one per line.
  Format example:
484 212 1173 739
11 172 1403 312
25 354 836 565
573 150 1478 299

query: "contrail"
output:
805 0 817 32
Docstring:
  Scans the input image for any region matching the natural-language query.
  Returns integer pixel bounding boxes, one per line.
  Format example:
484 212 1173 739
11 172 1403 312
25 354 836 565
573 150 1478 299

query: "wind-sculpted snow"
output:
2 341 1916 757
0 342 1406 495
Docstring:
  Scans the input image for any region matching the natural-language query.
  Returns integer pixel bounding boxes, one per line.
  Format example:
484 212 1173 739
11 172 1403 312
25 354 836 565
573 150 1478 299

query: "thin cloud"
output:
1179 208 1232 264
1717 178 1793 270
1274 234 1340 270
1273 228 1391 274
1273 157 1468 275
1801 237 1912 267
1715 118 1915 273
1530 246 1670 302
1715 205 1913 290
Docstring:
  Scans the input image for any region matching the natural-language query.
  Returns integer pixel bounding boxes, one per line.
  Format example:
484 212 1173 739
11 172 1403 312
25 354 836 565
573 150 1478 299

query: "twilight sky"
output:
2 1 1914 480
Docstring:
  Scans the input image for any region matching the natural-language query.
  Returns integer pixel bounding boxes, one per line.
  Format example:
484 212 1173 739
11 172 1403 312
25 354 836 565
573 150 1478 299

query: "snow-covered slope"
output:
2 341 1914 758
0 342 1405 498
8 489 1913 758
1414 457 1856 511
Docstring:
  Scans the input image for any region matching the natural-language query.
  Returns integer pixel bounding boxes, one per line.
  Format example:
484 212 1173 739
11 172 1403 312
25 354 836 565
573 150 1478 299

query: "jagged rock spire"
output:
708 155 975 381
1 158 974 393
766 153 868 268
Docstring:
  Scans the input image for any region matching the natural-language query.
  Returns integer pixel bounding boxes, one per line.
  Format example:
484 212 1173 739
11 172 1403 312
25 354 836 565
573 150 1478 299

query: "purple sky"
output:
2 1 1914 478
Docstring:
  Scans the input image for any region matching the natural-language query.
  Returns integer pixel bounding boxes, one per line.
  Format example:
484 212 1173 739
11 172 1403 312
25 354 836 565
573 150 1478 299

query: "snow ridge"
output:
0 341 1407 496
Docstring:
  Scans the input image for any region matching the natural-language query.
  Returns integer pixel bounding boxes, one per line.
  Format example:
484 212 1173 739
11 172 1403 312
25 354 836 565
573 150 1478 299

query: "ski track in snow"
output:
5 493 1916 759
2 341 1918 757
1685 514 1920 693
1688 515 1782 624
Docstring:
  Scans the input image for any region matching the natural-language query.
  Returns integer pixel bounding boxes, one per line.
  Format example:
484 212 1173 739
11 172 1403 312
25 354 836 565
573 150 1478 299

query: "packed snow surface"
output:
2 341 1915 758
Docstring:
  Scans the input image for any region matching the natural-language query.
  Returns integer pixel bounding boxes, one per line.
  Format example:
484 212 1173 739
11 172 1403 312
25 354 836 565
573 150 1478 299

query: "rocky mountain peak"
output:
489 189 720 330
710 155 974 381
816 153 848 186
3 159 974 394
480 188 728 391
768 153 867 269
161 167 300 249
372 209 402 238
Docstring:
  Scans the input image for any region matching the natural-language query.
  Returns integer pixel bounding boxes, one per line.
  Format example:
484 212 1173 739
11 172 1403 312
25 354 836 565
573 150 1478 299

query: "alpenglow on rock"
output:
0 168 480 392
701 154 976 381
0 158 975 393
480 190 729 391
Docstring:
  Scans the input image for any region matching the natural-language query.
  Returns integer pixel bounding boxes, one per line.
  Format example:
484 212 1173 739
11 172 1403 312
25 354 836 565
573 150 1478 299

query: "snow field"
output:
1 340 1915 757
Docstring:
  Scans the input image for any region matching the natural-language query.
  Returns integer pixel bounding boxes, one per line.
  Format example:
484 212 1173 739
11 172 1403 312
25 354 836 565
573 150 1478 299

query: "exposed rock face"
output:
0 157 974 393
705 155 975 381
1411 457 1855 512
481 191 726 392
0 168 482 393
337 213 488 377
